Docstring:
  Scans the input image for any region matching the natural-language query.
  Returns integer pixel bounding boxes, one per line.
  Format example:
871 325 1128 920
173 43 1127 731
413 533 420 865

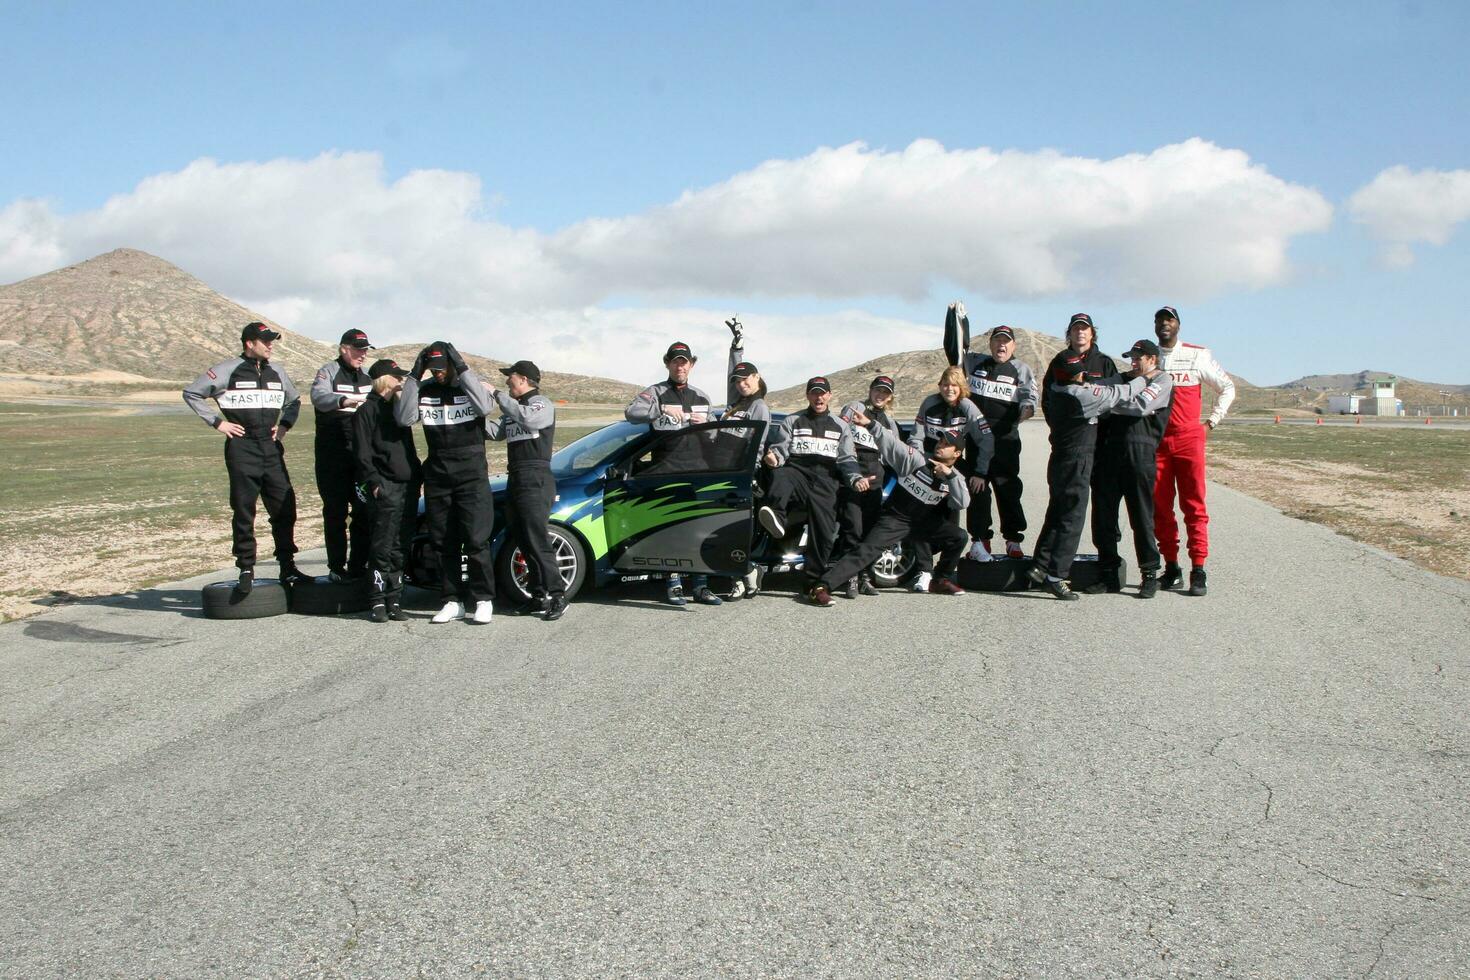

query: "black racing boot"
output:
1188 566 1208 597
1138 573 1159 599
369 603 389 623
544 594 569 621
388 603 408 621
858 572 879 596
1042 577 1080 601
235 568 254 596
844 575 859 599
1159 562 1183 591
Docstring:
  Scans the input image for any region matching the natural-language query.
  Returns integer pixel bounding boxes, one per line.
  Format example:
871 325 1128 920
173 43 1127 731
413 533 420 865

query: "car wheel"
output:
868 542 916 588
494 525 588 602
288 575 372 615
200 580 288 620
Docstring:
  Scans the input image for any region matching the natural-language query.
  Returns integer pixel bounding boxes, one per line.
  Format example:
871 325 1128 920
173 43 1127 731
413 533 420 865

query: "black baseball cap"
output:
934 430 965 451
1067 313 1094 332
1122 339 1161 359
368 358 408 379
339 329 372 349
870 375 895 393
1053 351 1088 383
500 359 542 384
1155 306 1180 322
241 321 281 343
806 376 832 394
664 341 694 362
991 325 1015 342
729 361 759 380
424 346 450 371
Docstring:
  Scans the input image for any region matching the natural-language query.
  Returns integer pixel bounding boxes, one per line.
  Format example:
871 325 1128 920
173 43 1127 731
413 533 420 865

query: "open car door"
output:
604 419 766 577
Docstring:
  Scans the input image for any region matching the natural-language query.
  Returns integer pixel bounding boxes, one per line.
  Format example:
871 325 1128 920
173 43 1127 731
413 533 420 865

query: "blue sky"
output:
3 1 1468 387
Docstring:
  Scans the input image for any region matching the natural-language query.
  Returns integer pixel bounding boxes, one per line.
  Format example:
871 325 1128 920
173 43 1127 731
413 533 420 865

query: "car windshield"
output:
550 423 648 477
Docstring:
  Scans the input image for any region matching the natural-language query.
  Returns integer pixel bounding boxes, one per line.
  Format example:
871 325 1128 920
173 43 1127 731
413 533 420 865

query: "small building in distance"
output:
1327 394 1361 414
1361 377 1403 416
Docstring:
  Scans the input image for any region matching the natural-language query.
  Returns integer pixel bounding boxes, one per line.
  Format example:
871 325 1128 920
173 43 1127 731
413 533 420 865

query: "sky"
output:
2 1 1468 389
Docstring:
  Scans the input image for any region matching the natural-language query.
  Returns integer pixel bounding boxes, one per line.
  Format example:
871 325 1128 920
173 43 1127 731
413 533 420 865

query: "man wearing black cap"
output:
758 376 860 602
183 321 303 594
1088 340 1174 597
310 328 375 582
950 324 1039 562
352 359 421 622
835 374 902 597
486 360 566 621
1029 351 1160 600
625 341 721 606
396 341 497 624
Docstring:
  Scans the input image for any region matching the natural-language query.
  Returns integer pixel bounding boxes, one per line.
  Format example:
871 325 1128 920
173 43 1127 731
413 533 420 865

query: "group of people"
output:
183 303 1233 621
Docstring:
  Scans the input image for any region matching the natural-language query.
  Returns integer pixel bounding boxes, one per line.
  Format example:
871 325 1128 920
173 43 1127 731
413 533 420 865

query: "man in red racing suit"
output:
1153 306 1234 597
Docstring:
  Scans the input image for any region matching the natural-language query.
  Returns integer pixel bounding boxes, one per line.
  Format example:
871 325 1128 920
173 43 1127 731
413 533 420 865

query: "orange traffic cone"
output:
1315 417 1323 425
1274 414 1281 424
1355 415 1361 425
1426 417 1432 425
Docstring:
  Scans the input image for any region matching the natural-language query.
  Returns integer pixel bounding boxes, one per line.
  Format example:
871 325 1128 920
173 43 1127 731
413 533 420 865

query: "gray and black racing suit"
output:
487 387 560 601
396 367 496 604
907 393 995 572
1032 375 1154 580
721 339 772 466
764 409 860 579
835 399 901 571
624 377 716 591
960 355 1038 545
311 357 374 576
1091 372 1174 576
818 419 971 591
183 355 301 571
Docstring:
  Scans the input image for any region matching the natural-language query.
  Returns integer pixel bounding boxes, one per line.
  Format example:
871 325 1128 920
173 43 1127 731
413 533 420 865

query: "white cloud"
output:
1 140 1332 382
1348 165 1470 266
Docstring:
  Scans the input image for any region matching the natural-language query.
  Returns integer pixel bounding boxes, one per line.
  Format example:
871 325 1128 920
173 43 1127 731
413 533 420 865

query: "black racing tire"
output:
1067 555 1129 592
288 575 372 615
201 580 288 620
956 557 1034 592
868 542 917 589
494 524 588 603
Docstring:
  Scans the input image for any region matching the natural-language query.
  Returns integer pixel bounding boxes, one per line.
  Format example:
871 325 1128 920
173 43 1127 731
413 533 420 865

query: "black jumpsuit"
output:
352 390 422 608
311 357 374 576
487 387 561 600
765 409 859 580
1091 373 1174 576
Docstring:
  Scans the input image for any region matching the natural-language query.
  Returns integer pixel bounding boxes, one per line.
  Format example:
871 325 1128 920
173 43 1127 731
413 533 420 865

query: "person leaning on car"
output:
485 359 567 622
351 358 422 623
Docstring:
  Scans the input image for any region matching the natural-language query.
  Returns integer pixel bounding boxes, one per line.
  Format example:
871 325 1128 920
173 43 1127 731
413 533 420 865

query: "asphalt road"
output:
3 437 1467 978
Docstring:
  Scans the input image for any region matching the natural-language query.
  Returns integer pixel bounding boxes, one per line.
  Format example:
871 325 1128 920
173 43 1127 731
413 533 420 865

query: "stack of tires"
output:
201 576 372 621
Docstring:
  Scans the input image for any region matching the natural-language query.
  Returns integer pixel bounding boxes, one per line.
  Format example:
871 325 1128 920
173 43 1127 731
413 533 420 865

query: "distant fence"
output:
1403 404 1467 418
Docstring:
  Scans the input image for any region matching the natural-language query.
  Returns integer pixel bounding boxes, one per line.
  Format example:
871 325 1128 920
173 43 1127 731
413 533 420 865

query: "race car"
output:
405 415 916 602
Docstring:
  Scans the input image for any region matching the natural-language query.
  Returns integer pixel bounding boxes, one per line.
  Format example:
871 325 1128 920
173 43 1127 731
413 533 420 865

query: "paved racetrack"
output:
3 424 1467 977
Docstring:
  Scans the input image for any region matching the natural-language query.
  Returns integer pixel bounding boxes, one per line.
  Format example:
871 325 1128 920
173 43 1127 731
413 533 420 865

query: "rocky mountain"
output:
371 344 640 404
765 327 1067 411
0 249 335 385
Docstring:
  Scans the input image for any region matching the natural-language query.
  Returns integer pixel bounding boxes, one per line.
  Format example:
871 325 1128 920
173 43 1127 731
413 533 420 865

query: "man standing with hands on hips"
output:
183 321 303 594
486 360 566 621
1153 306 1235 597
310 328 375 583
396 341 497 624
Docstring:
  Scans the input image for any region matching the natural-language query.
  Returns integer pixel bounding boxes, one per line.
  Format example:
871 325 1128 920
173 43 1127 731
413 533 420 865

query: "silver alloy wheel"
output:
868 543 915 588
509 529 581 597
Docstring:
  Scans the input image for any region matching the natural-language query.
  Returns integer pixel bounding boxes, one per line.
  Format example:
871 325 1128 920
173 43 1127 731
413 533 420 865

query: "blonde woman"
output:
351 360 423 622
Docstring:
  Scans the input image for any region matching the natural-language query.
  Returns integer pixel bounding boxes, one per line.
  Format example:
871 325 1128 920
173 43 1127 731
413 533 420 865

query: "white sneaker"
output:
431 601 463 624
757 505 785 538
911 571 932 593
966 541 993 562
471 600 494 624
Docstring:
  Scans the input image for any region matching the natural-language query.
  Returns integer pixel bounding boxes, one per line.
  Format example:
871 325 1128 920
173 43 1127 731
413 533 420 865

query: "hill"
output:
0 249 335 385
765 327 1067 411
371 344 640 404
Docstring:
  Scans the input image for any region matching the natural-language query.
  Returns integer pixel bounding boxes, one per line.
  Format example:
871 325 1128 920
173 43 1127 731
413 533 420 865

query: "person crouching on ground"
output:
352 359 421 623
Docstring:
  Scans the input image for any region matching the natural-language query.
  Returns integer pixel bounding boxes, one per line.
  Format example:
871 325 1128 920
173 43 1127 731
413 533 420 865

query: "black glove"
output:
411 346 432 379
725 316 743 347
441 341 469 374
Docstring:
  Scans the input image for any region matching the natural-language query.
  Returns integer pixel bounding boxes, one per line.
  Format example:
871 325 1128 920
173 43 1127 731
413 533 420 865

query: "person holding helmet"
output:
808 421 971 606
1029 350 1165 600
1152 306 1235 597
183 321 303 594
835 375 901 597
951 325 1038 562
722 317 774 601
906 365 995 591
758 376 860 602
486 359 566 622
310 328 375 583
351 358 421 623
395 341 497 624
1089 339 1174 597
625 340 721 607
